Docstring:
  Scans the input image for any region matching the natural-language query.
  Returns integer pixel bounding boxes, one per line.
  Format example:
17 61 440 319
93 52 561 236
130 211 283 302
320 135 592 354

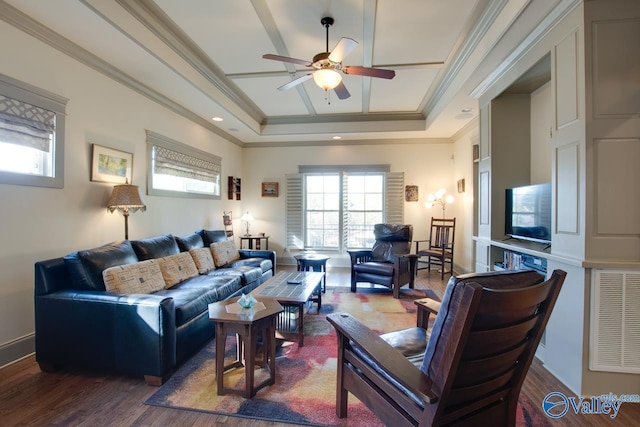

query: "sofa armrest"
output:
239 249 276 274
35 290 176 381
326 312 437 405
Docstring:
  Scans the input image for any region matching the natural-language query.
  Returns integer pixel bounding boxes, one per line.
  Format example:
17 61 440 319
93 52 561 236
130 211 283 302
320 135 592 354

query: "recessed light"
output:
212 116 224 122
461 108 472 113
332 136 342 140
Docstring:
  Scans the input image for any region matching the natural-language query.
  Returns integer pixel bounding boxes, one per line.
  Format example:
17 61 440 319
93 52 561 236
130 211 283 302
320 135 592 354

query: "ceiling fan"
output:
262 17 395 100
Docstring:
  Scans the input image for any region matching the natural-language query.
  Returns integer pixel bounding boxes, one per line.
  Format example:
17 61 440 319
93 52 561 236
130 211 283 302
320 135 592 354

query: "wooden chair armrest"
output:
414 240 431 252
327 312 438 405
347 249 372 265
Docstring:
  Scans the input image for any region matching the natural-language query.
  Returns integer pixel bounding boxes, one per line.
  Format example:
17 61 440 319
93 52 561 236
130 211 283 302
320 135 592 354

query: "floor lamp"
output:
107 180 146 240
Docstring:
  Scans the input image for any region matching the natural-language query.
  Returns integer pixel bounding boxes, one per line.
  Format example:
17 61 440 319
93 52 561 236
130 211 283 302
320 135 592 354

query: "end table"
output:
208 297 283 398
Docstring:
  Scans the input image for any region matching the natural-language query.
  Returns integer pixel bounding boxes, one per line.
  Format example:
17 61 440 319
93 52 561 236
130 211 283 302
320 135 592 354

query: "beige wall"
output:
0 21 244 356
0 19 479 364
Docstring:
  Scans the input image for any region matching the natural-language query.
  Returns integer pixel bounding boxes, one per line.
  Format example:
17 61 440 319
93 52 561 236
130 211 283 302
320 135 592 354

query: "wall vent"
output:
590 270 640 373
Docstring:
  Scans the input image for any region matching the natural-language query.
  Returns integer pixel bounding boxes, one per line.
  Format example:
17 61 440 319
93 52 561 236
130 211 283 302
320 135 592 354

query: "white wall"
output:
0 22 244 357
530 81 552 184
242 142 460 266
451 122 478 274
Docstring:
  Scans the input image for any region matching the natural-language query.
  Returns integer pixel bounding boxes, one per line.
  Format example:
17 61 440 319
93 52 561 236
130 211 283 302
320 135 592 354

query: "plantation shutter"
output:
384 172 404 224
340 173 349 252
286 174 304 249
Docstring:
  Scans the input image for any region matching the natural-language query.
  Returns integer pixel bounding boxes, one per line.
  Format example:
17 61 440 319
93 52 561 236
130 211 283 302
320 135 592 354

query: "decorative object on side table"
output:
424 188 454 217
91 144 132 184
261 182 279 197
106 179 146 239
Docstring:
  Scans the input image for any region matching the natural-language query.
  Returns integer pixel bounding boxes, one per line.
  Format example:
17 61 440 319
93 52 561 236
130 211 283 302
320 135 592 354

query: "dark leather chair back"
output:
371 223 413 262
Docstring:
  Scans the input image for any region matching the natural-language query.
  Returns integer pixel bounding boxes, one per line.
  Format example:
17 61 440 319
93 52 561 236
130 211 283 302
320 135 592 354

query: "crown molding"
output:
244 137 452 149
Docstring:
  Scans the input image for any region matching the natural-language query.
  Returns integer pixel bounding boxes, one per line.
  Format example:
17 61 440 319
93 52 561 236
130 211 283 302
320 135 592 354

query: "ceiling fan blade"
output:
263 54 311 67
277 73 313 91
328 37 358 63
343 66 395 79
334 81 350 100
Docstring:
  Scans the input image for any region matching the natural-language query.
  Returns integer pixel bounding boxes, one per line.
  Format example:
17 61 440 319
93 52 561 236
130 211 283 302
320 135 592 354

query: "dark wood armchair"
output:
347 223 418 299
415 217 456 280
327 269 566 427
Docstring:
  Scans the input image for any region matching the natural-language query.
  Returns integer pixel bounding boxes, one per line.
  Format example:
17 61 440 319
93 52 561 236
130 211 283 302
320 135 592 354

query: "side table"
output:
239 235 269 250
294 254 330 293
208 297 283 398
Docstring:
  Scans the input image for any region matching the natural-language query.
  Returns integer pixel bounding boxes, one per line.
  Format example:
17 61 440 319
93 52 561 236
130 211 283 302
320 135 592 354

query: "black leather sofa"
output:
34 229 275 385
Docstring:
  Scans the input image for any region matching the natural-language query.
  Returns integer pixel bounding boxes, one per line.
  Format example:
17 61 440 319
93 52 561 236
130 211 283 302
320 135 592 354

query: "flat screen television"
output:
505 183 552 244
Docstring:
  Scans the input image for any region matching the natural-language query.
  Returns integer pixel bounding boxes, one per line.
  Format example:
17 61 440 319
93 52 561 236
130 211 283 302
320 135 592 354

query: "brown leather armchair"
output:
327 269 566 427
347 223 418 299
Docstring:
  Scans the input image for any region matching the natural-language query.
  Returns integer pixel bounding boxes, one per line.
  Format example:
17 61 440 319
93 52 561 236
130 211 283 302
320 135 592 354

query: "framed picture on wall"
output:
91 144 133 184
405 185 419 202
262 182 279 197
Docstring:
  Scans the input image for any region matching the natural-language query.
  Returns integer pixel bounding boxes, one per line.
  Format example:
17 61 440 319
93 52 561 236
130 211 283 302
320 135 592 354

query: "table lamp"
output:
241 211 254 237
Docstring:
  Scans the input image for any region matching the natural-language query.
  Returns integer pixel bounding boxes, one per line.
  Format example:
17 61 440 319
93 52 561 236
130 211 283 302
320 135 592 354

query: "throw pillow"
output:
189 247 216 274
102 259 166 294
210 240 240 267
158 252 199 288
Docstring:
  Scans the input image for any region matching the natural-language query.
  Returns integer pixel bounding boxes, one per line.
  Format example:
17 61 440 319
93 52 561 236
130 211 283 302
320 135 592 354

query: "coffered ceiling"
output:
1 0 567 146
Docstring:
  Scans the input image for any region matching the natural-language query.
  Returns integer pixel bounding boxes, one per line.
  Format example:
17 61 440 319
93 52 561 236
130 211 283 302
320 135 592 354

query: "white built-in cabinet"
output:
473 0 640 396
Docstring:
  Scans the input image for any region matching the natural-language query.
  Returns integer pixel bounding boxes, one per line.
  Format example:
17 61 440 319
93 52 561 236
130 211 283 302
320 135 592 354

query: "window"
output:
146 130 221 199
0 74 67 188
286 166 404 252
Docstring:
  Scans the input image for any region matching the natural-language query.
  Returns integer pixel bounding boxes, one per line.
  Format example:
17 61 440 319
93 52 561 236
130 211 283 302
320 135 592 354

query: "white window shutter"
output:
340 172 349 252
384 172 404 224
286 174 304 249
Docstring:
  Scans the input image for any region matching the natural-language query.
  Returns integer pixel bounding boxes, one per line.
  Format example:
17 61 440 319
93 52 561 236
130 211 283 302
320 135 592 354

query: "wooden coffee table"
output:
251 271 324 347
208 296 283 398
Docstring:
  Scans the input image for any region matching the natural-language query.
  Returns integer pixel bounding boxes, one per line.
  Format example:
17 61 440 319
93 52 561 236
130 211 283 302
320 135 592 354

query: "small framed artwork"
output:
262 182 279 197
457 178 466 193
91 144 133 184
405 185 419 202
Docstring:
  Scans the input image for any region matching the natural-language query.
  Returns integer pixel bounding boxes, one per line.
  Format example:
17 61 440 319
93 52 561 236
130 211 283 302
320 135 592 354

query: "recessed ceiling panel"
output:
155 0 281 75
234 76 311 117
369 67 441 112
374 0 479 65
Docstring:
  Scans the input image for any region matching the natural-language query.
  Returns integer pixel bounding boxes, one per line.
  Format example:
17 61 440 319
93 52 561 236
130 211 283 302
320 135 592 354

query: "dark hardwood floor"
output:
1 265 637 426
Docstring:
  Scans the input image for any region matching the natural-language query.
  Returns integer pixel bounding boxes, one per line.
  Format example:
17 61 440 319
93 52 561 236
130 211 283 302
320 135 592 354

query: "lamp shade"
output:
241 212 254 222
107 183 146 214
313 69 342 91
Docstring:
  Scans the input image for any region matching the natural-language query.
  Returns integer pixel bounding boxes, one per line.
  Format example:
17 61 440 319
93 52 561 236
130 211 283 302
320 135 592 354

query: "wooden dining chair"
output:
327 269 566 427
415 217 456 280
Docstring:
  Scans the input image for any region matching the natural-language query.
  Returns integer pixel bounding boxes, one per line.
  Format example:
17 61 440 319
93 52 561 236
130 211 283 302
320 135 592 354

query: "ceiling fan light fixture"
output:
313 69 342 91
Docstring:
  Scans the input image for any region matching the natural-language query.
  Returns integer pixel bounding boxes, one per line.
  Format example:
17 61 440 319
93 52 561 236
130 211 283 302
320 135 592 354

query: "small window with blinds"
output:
0 74 67 188
146 130 221 199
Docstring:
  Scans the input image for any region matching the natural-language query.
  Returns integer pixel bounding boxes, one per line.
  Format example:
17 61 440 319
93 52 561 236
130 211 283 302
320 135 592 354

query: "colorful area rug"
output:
145 287 549 427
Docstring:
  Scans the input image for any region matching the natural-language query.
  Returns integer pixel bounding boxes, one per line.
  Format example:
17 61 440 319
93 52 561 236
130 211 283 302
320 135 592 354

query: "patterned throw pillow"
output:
158 252 199 288
210 240 240 267
189 247 216 274
102 259 166 294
